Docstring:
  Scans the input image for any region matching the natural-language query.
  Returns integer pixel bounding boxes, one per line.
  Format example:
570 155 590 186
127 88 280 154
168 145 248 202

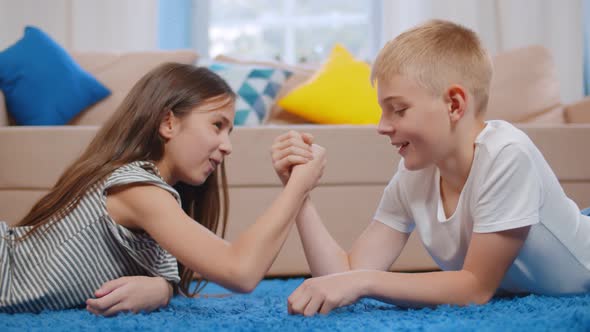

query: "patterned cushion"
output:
208 63 292 126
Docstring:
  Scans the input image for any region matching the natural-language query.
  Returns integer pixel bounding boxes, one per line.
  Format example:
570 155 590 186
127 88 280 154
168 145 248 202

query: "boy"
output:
271 19 590 316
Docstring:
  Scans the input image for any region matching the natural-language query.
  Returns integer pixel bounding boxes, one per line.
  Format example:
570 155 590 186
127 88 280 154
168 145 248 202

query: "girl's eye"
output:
214 122 223 129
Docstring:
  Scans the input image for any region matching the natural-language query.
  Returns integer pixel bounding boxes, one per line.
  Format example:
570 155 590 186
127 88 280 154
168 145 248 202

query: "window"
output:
159 0 382 64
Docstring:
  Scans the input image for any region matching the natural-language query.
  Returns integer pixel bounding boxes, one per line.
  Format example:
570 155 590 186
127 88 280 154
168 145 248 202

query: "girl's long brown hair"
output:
17 63 235 296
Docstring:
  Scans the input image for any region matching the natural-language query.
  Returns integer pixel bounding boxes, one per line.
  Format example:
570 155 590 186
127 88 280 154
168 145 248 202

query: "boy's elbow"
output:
464 286 494 306
454 271 495 306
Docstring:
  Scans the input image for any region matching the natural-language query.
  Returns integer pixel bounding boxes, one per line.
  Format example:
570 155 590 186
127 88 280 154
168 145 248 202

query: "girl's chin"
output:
182 176 207 186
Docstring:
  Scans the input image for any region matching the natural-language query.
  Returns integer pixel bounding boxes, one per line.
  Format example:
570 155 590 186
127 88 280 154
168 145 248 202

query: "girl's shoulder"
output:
104 161 180 204
111 160 163 179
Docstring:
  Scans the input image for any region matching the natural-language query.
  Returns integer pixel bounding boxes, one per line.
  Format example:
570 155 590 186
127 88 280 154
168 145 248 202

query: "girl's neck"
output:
154 159 176 186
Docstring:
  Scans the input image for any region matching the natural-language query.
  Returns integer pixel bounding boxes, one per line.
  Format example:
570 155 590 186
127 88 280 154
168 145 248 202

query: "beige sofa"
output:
2 47 590 277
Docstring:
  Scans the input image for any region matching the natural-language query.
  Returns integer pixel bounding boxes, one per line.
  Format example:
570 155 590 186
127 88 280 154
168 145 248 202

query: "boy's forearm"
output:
361 270 490 308
296 197 351 276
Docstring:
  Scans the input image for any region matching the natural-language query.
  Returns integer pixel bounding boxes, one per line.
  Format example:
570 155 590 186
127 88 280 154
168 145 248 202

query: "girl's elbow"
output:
233 281 257 294
225 264 259 293
231 275 258 294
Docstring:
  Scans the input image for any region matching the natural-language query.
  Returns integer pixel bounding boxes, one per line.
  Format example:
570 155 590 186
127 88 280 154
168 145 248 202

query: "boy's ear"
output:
159 110 178 140
445 85 467 123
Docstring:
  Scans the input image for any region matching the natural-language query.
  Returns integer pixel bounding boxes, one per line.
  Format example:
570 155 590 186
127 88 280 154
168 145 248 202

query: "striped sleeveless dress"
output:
0 161 181 313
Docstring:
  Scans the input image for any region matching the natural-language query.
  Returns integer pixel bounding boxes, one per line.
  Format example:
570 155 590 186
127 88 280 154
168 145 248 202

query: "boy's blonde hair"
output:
371 19 493 114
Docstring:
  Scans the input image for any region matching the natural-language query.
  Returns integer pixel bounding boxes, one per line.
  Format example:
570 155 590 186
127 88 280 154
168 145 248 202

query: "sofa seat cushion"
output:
0 26 111 126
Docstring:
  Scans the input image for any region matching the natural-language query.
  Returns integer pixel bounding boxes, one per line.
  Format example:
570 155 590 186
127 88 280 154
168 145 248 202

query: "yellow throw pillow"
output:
277 44 381 124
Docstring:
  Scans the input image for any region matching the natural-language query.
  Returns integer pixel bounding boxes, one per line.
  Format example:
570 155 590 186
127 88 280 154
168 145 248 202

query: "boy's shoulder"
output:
392 121 536 189
393 121 535 188
475 120 534 157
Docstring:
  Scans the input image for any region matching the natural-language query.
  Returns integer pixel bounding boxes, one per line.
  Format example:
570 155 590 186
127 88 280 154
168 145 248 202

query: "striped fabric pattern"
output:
0 161 180 313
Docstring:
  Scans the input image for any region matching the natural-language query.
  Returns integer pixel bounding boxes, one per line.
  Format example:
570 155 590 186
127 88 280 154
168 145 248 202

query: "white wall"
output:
0 0 584 103
496 0 583 103
0 0 71 49
381 0 584 104
0 0 158 51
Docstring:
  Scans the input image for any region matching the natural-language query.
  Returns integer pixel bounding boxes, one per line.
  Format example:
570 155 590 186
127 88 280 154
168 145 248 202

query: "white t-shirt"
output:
374 120 590 295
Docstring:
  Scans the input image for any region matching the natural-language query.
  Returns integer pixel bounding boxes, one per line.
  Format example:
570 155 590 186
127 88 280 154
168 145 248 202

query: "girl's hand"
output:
86 276 173 317
289 144 327 193
271 131 315 185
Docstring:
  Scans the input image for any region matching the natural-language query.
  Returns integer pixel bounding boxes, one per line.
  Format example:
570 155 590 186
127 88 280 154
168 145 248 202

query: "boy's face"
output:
376 74 453 171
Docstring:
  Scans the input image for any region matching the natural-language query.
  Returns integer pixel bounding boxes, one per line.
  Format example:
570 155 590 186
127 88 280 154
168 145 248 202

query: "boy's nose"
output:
377 118 394 136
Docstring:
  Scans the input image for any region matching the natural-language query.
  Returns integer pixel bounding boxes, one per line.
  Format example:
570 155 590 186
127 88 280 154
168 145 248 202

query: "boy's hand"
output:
86 276 173 317
287 271 365 316
271 130 314 185
289 144 327 193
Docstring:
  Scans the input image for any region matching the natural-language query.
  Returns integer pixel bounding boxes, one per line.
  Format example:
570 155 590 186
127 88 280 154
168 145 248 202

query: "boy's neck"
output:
437 119 486 194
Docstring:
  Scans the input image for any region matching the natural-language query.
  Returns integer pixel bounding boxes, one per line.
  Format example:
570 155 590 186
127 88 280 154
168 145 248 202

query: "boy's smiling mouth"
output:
392 141 410 154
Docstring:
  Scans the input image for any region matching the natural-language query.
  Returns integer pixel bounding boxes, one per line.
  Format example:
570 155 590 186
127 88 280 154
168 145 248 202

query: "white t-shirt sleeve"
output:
473 144 542 233
374 166 415 233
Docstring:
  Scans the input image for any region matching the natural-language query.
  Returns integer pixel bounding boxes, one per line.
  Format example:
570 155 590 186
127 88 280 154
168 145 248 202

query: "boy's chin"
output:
403 158 430 171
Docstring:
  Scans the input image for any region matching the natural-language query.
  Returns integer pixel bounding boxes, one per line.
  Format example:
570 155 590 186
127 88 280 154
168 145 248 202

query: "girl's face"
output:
158 99 235 186
376 74 453 171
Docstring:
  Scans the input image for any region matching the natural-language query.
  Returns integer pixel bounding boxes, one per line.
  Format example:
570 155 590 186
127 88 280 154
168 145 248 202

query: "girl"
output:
0 63 325 316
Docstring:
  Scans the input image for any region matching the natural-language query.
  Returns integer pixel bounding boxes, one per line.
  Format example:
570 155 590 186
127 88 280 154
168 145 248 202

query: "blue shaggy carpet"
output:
1 278 589 331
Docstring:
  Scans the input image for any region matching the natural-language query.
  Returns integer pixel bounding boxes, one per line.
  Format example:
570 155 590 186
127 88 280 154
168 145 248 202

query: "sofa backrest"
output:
486 45 563 123
212 54 315 124
0 92 8 126
247 45 565 125
69 50 198 125
0 46 566 126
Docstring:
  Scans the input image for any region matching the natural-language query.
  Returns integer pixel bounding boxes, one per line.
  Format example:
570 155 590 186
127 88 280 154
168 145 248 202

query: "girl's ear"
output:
159 110 178 140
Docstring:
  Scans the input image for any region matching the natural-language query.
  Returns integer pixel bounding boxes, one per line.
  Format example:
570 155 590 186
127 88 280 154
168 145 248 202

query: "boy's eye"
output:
395 108 407 115
214 122 223 129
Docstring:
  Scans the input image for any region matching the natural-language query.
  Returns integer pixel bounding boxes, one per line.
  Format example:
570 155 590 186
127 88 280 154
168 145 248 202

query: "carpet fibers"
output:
1 278 589 331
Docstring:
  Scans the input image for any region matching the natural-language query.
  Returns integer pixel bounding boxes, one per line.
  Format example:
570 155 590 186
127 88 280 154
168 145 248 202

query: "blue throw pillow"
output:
208 62 292 126
0 26 110 125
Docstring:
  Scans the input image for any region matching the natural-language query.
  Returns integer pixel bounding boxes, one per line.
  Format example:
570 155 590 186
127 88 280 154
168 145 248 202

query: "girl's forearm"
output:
228 181 309 292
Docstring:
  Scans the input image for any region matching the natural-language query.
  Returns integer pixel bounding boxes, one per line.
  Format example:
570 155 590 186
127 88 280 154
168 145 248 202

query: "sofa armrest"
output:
0 126 100 223
0 126 99 189
223 125 437 275
6 124 590 276
564 97 590 123
0 90 8 127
